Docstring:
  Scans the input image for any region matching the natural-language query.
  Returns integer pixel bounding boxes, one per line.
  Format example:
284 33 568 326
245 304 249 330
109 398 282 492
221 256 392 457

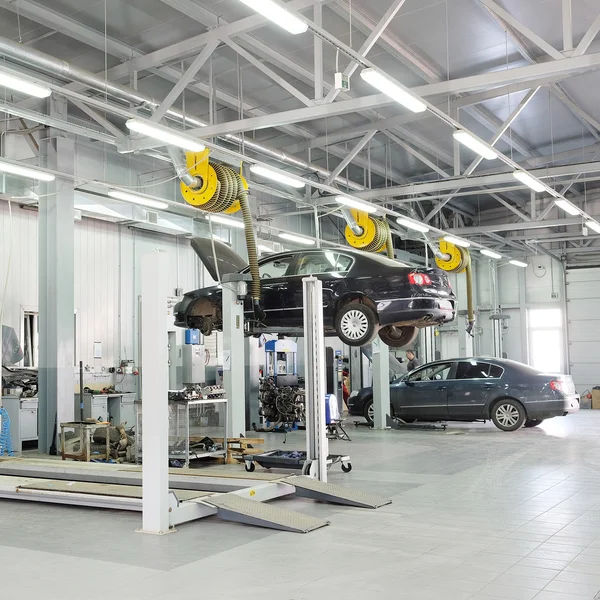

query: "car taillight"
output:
550 380 563 392
408 272 432 286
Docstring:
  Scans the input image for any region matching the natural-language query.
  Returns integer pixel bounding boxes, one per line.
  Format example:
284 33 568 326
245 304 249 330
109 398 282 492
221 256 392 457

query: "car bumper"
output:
347 394 364 416
564 394 580 414
376 297 456 326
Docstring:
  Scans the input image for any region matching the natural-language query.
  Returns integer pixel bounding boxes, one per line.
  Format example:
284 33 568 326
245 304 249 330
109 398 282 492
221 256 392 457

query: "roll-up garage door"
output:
566 267 600 393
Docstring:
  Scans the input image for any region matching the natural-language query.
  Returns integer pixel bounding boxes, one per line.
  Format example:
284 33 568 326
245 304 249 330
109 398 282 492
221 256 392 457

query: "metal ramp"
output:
281 476 391 509
199 493 329 533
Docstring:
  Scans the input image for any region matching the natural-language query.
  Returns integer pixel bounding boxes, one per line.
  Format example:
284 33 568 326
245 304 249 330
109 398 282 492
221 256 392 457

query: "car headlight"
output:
349 390 358 399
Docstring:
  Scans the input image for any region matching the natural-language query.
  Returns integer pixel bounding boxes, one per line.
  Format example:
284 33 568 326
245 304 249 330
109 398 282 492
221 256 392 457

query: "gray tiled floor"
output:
3 412 600 598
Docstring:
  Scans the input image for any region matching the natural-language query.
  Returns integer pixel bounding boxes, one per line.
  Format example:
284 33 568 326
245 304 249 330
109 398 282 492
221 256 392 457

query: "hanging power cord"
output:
0 198 13 354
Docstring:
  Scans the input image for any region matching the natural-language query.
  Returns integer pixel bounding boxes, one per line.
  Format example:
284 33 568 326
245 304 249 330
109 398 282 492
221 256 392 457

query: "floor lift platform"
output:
0 460 391 534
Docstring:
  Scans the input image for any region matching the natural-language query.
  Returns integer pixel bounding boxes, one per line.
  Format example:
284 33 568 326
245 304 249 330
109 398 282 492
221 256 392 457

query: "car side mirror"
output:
405 379 414 386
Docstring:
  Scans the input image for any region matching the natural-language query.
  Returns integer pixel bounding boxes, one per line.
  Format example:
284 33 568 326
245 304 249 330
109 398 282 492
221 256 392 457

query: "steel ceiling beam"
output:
563 0 574 52
573 13 600 56
324 131 377 184
450 218 581 235
157 52 600 142
324 0 408 103
384 131 450 178
480 0 564 60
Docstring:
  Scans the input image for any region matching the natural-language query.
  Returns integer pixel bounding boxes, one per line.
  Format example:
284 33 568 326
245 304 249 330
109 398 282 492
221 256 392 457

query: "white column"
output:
38 95 74 454
372 336 390 429
222 274 247 437
140 251 170 535
422 327 436 363
303 277 328 482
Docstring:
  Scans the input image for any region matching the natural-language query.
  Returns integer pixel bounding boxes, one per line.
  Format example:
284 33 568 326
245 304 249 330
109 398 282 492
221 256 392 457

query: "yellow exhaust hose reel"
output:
344 209 394 259
435 240 475 335
180 150 263 319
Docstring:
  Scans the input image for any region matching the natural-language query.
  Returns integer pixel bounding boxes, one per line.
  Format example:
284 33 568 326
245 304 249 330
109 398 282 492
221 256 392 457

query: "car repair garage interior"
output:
3 0 600 598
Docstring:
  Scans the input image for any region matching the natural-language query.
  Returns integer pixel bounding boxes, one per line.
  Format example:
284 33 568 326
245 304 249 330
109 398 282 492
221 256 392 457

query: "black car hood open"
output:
190 237 248 282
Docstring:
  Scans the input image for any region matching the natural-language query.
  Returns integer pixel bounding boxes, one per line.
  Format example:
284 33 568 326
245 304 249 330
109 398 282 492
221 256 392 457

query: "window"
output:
408 363 452 382
528 308 563 372
295 252 353 276
455 361 503 379
22 311 38 367
259 255 295 279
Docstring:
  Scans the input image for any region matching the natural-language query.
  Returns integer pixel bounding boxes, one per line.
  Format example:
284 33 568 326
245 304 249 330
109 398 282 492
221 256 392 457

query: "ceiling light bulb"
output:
335 195 378 214
360 68 427 113
278 232 315 246
249 165 305 189
480 248 502 259
513 171 545 193
108 189 169 210
443 235 471 248
0 71 51 98
585 220 600 234
555 199 580 216
396 217 430 233
237 0 308 34
205 214 245 229
0 159 55 181
453 131 498 160
126 119 205 152
509 260 528 268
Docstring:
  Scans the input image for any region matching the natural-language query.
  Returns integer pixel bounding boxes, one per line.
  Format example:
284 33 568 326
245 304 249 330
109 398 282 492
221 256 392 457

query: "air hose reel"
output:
344 209 394 259
435 240 475 335
179 149 263 319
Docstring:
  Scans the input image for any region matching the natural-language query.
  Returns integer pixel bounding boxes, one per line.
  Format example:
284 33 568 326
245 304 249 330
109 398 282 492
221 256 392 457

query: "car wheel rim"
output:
367 404 374 421
496 404 520 427
340 309 369 340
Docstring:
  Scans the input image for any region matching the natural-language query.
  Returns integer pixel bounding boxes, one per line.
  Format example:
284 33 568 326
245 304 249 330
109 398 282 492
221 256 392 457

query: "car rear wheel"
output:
378 325 419 348
491 399 525 431
335 303 379 347
524 419 544 428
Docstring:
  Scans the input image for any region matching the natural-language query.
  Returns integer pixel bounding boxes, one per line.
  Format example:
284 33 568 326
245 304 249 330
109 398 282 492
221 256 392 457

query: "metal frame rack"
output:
136 397 228 467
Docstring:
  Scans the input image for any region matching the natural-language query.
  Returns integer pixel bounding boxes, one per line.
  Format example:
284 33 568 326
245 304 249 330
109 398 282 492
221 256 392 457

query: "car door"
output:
253 254 300 325
292 251 353 327
394 362 454 420
447 360 505 418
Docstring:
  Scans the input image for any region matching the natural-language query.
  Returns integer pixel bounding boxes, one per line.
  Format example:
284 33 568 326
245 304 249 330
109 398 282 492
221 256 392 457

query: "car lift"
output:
0 258 390 534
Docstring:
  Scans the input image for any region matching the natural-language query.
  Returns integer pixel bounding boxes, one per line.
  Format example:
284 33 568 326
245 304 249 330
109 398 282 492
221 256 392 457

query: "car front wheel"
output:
335 303 379 347
363 399 394 424
378 325 419 348
491 399 526 431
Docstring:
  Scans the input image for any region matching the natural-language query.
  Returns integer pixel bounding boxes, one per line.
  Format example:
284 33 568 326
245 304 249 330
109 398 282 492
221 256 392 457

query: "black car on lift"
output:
174 238 456 347
348 357 580 431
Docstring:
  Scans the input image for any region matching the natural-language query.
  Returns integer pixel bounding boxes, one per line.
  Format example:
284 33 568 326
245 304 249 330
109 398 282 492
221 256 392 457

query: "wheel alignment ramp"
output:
198 493 329 533
280 475 392 509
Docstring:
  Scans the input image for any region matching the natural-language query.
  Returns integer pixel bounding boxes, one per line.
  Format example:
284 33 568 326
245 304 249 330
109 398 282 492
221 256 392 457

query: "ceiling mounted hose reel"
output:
435 240 475 335
343 209 394 259
179 149 263 320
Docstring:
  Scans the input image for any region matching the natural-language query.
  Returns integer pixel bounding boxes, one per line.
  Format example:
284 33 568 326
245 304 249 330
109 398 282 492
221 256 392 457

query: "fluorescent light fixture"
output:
509 260 528 268
396 217 430 233
443 235 471 248
513 170 545 193
0 159 55 181
126 119 205 152
480 248 502 259
360 68 427 113
453 131 498 160
555 199 580 216
278 232 315 246
585 220 600 234
237 0 308 34
108 189 169 210
249 165 305 189
335 195 378 214
205 214 245 229
0 71 51 98
75 203 124 218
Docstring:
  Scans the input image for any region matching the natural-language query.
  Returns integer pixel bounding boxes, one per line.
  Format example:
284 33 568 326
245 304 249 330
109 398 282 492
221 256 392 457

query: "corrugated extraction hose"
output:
383 219 394 260
465 260 475 335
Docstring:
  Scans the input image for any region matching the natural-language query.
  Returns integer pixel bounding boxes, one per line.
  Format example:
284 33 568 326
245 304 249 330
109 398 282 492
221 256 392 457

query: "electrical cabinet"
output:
1 396 38 452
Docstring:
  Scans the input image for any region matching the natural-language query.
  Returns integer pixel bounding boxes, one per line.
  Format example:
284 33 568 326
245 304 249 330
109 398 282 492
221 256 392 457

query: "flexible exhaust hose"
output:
383 220 394 260
465 259 475 335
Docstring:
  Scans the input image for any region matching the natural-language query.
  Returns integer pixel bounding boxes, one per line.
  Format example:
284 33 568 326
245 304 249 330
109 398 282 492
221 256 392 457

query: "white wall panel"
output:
566 267 600 393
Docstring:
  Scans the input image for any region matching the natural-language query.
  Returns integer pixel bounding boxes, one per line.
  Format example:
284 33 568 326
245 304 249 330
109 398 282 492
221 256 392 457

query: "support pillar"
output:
140 251 170 535
38 95 74 454
422 327 436 363
372 336 390 429
303 276 328 482
222 273 251 437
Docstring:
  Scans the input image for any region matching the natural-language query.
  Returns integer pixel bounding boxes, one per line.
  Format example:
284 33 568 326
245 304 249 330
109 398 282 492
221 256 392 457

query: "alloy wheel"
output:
340 309 369 341
495 403 520 428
